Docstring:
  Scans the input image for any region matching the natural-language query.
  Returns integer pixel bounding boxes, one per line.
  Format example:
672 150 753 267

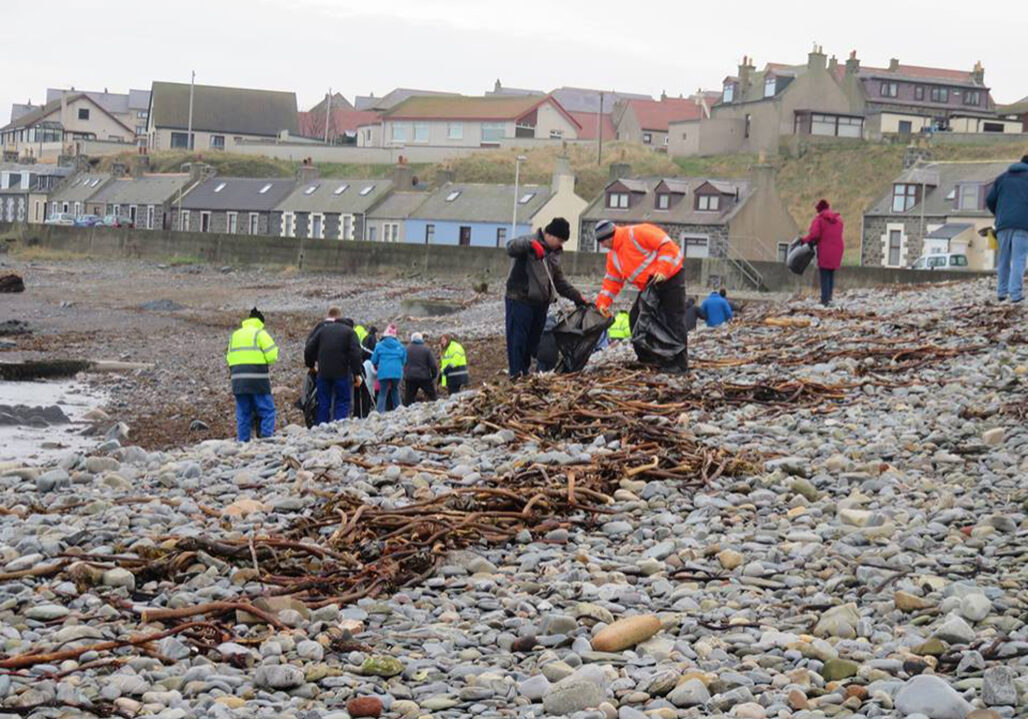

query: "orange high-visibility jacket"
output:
596 223 683 310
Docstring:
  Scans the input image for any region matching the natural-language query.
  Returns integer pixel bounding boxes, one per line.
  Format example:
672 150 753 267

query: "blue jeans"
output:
376 379 401 413
315 375 351 425
819 268 836 305
996 228 1028 302
505 298 547 378
235 393 275 442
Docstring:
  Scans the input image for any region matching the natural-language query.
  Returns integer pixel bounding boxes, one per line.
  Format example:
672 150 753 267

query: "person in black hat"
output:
503 217 587 378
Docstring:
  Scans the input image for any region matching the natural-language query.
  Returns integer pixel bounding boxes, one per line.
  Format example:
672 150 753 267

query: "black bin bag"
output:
629 284 688 370
552 305 614 373
300 372 318 428
786 237 816 275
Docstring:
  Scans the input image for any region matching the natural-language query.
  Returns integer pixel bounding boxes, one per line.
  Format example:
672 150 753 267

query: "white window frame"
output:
481 122 505 142
958 184 979 211
496 227 507 247
128 205 137 224
227 211 238 234
697 194 720 211
723 83 735 103
200 211 211 233
210 134 225 150
113 204 121 217
656 194 670 210
180 210 190 231
447 123 463 140
382 222 399 242
62 202 70 213
339 213 354 240
310 212 325 239
412 123 429 143
425 224 435 244
681 234 710 259
390 122 409 142
892 184 917 212
881 223 908 268
281 212 295 238
146 204 155 230
73 201 81 216
248 212 259 235
642 132 652 144
607 192 629 209
777 242 790 263
764 76 776 98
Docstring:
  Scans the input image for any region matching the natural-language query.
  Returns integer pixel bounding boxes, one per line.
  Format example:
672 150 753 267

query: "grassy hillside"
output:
95 139 1026 265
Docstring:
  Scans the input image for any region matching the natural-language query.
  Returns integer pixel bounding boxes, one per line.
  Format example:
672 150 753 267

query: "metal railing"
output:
709 235 771 290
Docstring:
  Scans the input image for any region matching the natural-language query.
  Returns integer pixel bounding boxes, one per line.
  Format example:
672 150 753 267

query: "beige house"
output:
579 163 798 259
1 93 136 161
861 160 1014 271
362 95 581 148
612 94 713 148
146 81 298 152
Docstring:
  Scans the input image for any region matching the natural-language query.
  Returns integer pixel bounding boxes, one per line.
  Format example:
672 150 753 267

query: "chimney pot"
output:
889 58 900 72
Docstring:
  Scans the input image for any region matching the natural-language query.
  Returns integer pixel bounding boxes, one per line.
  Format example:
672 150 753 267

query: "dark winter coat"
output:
987 162 1028 232
304 321 363 381
505 230 586 307
404 340 438 382
803 209 845 270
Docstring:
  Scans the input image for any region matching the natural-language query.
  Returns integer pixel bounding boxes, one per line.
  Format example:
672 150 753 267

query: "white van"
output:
910 253 970 271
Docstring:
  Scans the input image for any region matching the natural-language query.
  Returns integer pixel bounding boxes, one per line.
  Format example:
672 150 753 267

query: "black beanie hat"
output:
249 307 265 323
544 217 571 241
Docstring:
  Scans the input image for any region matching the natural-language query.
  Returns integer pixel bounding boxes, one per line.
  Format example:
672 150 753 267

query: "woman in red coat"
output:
803 199 845 306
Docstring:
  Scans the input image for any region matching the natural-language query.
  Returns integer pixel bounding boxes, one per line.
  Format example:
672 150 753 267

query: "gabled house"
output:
998 95 1028 132
366 192 430 245
86 172 198 230
551 87 652 141
146 82 299 152
298 108 381 144
405 158 587 250
366 95 581 148
170 176 296 235
861 160 1012 271
613 94 713 148
44 88 152 145
0 163 72 223
274 174 393 240
47 173 113 219
838 55 1020 136
579 164 798 259
0 93 137 161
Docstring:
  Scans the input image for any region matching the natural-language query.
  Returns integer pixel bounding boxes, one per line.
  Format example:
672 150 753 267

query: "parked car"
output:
101 214 135 228
44 212 75 226
73 214 102 227
910 253 970 271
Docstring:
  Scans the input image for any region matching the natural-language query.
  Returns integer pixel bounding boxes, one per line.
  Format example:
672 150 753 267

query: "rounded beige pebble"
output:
591 614 662 652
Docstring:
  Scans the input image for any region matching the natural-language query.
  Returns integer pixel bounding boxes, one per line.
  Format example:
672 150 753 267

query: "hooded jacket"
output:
404 339 438 382
370 335 407 381
505 230 585 306
802 209 845 270
986 162 1028 233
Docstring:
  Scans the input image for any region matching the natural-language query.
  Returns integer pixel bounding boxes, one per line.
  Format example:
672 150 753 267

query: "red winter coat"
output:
803 210 844 270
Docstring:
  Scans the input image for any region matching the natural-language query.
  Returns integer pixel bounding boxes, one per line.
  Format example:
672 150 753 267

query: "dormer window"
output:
963 90 981 106
696 194 720 211
656 194 670 210
957 183 979 210
723 83 735 103
892 183 918 212
607 192 629 209
880 81 899 98
930 87 949 103
764 76 776 98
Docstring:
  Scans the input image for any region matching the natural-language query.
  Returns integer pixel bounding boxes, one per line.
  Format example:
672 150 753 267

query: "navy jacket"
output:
986 162 1028 232
701 292 734 328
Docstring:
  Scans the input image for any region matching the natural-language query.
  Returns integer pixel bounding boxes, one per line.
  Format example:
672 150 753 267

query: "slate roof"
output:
276 178 394 214
49 173 113 202
581 176 753 225
88 174 193 205
9 104 36 123
865 161 1014 216
180 177 296 211
550 87 652 114
367 191 430 220
45 88 147 115
410 183 552 224
149 82 298 136
926 222 973 239
355 88 457 112
0 94 135 134
384 95 580 128
999 95 1028 115
620 97 708 131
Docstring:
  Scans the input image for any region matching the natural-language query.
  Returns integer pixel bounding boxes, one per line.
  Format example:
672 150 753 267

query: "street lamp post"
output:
511 155 527 241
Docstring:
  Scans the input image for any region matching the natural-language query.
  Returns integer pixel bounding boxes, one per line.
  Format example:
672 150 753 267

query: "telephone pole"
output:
596 91 604 165
187 70 195 151
324 88 332 144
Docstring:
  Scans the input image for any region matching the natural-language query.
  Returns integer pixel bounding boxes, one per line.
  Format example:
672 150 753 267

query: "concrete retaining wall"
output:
0 223 985 291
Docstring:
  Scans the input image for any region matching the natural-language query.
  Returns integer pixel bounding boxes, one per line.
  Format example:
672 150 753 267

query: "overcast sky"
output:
5 0 1027 120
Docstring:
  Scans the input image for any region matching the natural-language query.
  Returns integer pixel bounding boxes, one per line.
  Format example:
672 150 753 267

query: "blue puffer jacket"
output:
987 162 1028 232
370 335 407 381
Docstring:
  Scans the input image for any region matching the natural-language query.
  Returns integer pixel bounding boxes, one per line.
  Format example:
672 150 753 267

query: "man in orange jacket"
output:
593 219 688 370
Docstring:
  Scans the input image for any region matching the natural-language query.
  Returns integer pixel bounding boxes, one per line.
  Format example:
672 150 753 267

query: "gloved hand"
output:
597 305 612 318
652 272 668 284
530 240 546 259
574 295 588 308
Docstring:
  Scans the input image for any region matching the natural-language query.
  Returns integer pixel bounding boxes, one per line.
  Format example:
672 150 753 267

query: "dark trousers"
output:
505 298 547 378
315 375 351 424
404 378 437 405
353 382 373 418
445 375 468 395
819 268 835 305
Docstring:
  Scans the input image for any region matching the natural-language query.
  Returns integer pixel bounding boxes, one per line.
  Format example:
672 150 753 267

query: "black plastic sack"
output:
300 372 318 428
552 306 614 373
630 285 688 370
786 237 816 275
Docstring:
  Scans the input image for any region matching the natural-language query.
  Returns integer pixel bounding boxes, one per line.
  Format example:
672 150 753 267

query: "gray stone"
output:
895 675 974 719
102 567 136 590
982 666 1017 706
255 664 305 690
958 594 991 623
934 615 976 645
668 679 711 708
518 675 551 702
26 604 70 620
543 681 605 716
